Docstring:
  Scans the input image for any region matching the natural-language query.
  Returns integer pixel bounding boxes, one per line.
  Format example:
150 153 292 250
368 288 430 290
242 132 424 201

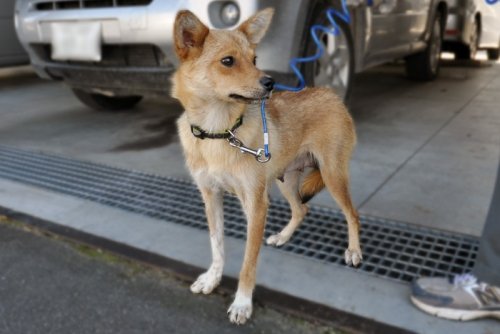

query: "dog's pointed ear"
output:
238 8 274 45
174 10 209 61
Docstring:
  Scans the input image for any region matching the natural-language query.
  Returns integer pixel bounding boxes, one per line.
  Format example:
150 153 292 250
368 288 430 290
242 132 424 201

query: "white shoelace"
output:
453 273 478 286
453 273 491 294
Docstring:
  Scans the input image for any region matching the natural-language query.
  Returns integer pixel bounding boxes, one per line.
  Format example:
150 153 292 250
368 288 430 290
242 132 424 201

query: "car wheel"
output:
455 19 479 60
487 41 500 60
405 14 443 81
72 89 143 111
302 4 354 103
487 48 500 61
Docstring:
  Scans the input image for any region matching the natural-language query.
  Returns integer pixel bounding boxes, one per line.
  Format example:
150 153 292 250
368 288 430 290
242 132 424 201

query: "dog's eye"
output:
221 56 234 67
253 56 257 65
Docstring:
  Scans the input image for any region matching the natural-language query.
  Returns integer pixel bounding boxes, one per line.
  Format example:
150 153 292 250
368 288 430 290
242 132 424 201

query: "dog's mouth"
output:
229 93 270 104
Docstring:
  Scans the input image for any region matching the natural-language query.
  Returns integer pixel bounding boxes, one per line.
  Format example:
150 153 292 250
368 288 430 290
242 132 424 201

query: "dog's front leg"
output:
228 185 268 325
191 187 224 295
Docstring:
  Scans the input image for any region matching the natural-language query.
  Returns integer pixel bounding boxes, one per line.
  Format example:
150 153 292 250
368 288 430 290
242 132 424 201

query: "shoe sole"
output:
411 296 500 321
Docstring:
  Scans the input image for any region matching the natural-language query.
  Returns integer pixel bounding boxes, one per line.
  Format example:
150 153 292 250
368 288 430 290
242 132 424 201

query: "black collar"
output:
190 116 243 140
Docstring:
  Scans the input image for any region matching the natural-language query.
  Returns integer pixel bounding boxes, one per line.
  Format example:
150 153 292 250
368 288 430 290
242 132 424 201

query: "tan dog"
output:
172 8 362 324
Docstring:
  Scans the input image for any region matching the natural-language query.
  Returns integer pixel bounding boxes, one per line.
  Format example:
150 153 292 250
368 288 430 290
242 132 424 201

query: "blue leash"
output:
259 0 351 159
260 100 270 157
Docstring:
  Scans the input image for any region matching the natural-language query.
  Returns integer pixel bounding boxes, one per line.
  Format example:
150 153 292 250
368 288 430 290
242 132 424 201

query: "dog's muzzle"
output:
260 76 275 92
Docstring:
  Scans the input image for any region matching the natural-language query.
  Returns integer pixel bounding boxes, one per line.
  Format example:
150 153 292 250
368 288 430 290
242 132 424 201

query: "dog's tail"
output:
300 169 325 204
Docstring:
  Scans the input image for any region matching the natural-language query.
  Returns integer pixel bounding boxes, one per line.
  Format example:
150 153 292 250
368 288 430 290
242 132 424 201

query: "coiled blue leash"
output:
259 0 351 159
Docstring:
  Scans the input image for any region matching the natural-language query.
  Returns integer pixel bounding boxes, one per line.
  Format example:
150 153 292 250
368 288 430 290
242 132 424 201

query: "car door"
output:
0 0 28 66
364 0 429 67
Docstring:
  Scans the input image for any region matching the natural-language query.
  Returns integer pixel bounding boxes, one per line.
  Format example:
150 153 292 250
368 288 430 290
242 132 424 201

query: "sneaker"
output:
411 273 500 321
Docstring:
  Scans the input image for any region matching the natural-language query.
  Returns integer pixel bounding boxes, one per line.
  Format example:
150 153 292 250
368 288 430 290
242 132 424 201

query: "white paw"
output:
190 269 222 294
227 293 252 325
266 232 291 247
345 248 363 267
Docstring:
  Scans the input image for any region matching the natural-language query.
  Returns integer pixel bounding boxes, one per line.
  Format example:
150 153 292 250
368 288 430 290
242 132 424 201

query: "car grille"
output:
35 0 152 11
30 44 169 68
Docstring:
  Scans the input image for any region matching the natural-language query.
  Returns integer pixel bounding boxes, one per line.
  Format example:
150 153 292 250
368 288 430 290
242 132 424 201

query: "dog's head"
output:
172 8 275 105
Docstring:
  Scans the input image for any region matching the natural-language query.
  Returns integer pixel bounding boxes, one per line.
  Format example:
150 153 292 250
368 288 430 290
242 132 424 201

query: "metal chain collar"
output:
226 130 271 163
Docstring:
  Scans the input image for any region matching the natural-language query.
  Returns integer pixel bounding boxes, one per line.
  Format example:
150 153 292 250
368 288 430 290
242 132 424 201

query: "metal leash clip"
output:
226 130 271 163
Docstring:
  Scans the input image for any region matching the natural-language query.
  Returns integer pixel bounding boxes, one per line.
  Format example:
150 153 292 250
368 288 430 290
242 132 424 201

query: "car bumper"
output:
14 0 259 95
444 13 467 43
443 0 476 46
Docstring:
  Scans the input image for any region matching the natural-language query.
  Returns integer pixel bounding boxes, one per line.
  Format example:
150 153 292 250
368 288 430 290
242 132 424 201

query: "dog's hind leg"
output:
228 184 268 325
266 171 308 247
320 160 363 267
190 187 225 294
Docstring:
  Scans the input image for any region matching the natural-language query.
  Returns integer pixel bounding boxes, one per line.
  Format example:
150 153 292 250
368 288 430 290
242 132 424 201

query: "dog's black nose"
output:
260 76 275 92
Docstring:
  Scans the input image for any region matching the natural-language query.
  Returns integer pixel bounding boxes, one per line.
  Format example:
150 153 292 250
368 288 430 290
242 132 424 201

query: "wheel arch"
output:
421 1 447 46
475 12 482 36
301 0 356 102
436 1 448 32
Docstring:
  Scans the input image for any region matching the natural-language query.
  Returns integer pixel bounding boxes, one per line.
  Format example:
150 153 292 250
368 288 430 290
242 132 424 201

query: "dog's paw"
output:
190 270 222 294
345 248 363 267
227 294 252 325
266 232 291 247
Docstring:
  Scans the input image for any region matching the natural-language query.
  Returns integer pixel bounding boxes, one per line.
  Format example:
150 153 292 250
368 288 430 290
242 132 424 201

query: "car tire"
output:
455 19 479 60
302 3 355 103
487 45 500 61
487 49 500 60
405 13 443 81
72 89 143 111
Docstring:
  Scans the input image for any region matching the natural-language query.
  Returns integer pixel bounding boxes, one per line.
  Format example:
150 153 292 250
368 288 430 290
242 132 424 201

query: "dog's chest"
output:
189 143 261 194
178 113 267 193
193 168 242 194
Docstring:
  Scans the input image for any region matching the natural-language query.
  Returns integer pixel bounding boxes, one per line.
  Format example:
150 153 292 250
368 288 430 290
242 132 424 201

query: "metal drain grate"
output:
0 146 479 283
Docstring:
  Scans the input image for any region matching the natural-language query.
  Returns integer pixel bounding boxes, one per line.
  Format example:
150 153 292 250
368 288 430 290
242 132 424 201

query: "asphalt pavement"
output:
0 219 338 334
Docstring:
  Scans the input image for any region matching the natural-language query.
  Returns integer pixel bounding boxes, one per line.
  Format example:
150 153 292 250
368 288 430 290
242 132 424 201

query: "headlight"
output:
220 2 240 27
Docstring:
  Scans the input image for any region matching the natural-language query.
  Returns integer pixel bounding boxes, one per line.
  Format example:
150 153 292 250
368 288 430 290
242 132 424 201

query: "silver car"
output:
444 0 500 60
15 0 448 110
